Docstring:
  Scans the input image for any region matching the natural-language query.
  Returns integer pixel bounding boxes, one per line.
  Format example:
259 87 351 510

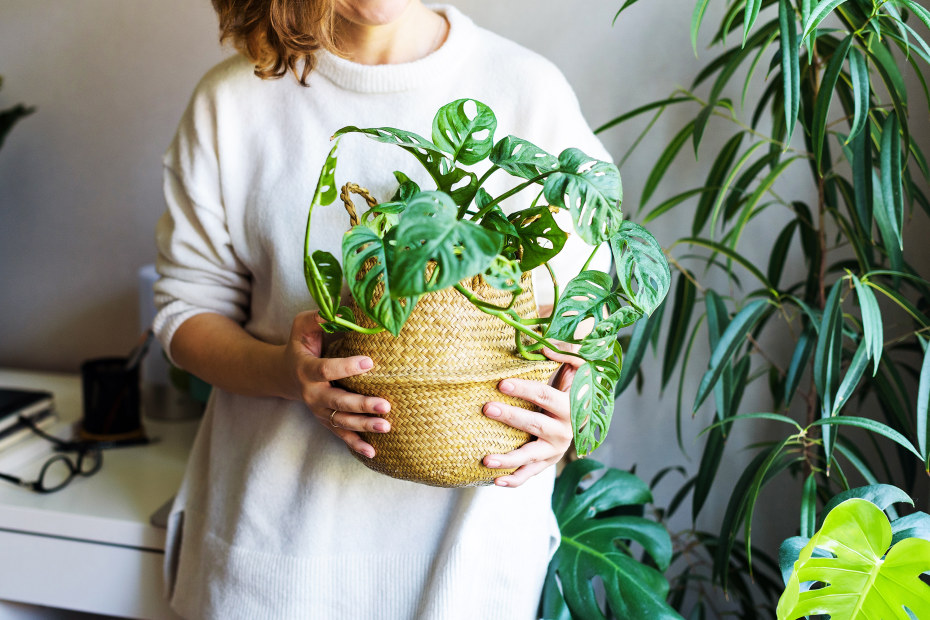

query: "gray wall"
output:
1 1 928 613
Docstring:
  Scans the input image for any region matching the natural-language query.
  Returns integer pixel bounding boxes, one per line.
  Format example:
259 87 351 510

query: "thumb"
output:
291 310 326 355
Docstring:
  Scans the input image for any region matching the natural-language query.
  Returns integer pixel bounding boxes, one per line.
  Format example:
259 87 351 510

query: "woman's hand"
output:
283 311 392 459
482 345 582 487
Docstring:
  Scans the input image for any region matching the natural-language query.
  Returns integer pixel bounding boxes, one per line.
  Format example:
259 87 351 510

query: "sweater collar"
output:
314 5 471 94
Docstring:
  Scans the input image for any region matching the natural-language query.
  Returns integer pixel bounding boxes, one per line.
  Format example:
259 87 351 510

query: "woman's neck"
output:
335 3 448 65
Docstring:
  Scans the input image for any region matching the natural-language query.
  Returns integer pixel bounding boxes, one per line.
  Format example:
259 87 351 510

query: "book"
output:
0 407 58 453
0 388 54 433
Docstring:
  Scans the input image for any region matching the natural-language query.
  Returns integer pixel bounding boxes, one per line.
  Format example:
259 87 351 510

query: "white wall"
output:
1 0 928 615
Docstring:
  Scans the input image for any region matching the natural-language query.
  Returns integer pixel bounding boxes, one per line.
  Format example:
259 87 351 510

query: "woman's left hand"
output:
482 345 583 487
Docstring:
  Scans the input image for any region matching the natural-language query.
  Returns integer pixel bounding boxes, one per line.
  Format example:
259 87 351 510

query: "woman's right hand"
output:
282 311 391 459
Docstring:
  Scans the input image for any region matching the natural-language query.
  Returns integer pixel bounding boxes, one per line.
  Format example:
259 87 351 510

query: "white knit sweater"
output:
153 7 610 619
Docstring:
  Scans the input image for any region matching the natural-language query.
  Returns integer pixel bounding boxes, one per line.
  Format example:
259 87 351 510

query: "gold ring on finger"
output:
330 410 340 428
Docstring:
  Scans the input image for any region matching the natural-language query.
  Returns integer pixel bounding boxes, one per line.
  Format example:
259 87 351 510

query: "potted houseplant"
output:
599 0 930 615
302 98 670 486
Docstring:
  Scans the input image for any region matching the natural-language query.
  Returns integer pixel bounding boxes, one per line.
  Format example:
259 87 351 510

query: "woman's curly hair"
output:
212 0 340 86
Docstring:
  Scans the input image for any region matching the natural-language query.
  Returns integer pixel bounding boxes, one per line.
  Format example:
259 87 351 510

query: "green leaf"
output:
311 251 343 310
507 206 567 272
849 120 874 236
546 460 680 620
570 360 621 456
610 221 671 317
490 135 558 181
547 271 620 342
693 132 745 236
777 499 930 620
615 299 666 396
676 237 773 290
778 0 801 146
342 227 417 336
661 272 696 389
768 220 798 289
880 113 904 251
304 141 341 319
691 0 712 56
813 35 853 173
481 255 522 293
784 325 816 406
813 280 844 420
333 125 477 204
544 148 623 245
809 416 922 458
389 191 502 297
577 307 641 361
693 423 727 520
820 484 914 523
892 512 930 547
846 46 870 143
694 299 772 412
852 274 883 374
594 96 694 135
801 473 817 538
872 171 905 275
431 98 496 166
642 121 695 205
831 339 868 417
918 339 930 469
643 188 710 224
802 0 851 40
743 0 763 46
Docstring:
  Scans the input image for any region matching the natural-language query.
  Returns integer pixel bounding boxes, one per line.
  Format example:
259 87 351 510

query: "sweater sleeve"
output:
152 88 251 367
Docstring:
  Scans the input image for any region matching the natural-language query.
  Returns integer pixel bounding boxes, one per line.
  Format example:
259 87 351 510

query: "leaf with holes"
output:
542 459 679 620
508 206 567 271
777 498 930 620
432 98 497 166
312 251 343 310
546 270 621 343
482 255 522 292
333 125 478 204
388 191 503 298
304 142 341 318
578 307 642 361
570 360 621 457
610 221 671 317
490 135 559 181
343 226 417 336
543 148 623 245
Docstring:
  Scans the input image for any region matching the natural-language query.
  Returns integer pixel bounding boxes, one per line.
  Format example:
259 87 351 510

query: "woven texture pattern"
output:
328 275 559 487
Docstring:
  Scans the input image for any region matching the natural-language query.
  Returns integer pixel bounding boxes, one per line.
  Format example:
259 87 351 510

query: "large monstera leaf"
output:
342 226 417 336
490 135 559 180
389 191 503 297
332 125 478 204
777 498 930 620
543 148 623 245
508 205 568 272
546 270 622 343
543 459 681 620
609 221 671 317
431 98 497 166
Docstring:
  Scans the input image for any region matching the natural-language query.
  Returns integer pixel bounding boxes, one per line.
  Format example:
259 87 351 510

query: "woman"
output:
154 1 610 617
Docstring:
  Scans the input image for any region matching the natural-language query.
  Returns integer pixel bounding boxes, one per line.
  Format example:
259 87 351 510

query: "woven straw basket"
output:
326 185 560 487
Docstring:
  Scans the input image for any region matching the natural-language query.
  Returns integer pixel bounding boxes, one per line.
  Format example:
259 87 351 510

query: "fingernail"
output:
486 458 501 468
373 421 390 432
485 405 501 418
495 479 509 487
499 381 514 394
359 358 373 370
362 448 375 459
374 402 390 414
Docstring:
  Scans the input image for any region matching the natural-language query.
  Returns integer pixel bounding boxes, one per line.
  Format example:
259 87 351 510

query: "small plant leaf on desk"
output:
306 99 670 457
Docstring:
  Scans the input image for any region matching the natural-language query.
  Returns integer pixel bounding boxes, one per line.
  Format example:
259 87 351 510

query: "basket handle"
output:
340 183 379 227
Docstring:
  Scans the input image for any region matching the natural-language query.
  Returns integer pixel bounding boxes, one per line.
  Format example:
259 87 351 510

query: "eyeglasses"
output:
0 416 103 494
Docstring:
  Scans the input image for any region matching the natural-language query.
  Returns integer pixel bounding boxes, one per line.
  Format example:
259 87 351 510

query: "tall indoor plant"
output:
599 0 930 615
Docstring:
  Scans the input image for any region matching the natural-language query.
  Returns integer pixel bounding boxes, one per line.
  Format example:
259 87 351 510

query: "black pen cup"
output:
80 357 145 441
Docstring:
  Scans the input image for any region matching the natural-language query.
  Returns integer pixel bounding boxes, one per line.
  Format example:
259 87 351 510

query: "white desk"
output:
0 369 200 619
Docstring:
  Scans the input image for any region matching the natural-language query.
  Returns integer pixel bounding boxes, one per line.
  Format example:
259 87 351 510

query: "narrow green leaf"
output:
615 300 666 396
809 416 922 458
813 35 853 173
899 0 930 33
801 0 813 49
768 220 798 289
849 120 874 236
846 47 870 142
612 0 644 23
785 325 816 406
813 280 844 420
867 35 911 160
643 121 696 205
594 96 694 135
643 188 710 224
880 113 904 251
820 484 914 523
871 171 905 275
707 141 769 235
661 272 696 389
728 157 801 250
778 0 801 146
693 423 727 521
800 473 817 538
692 0 712 56
802 0 850 40
852 274 883 375
917 339 930 470
676 237 774 290
693 132 745 236
694 299 772 412
744 0 763 47
831 339 869 417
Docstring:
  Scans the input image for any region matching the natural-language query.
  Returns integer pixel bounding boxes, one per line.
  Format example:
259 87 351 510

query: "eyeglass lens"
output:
36 449 102 493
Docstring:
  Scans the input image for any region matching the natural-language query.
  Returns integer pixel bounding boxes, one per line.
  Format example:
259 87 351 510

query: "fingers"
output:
542 342 583 367
299 354 376 384
329 426 377 459
329 409 391 434
484 400 566 440
495 378 570 421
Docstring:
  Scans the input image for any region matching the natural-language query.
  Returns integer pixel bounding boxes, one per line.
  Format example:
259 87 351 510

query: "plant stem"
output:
458 165 500 218
545 262 561 308
471 171 552 221
581 245 602 272
453 283 587 362
330 315 385 335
